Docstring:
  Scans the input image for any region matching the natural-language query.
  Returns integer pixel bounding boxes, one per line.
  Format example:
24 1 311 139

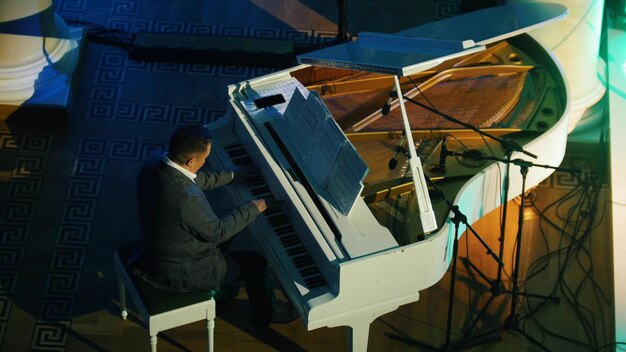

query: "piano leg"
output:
348 323 370 352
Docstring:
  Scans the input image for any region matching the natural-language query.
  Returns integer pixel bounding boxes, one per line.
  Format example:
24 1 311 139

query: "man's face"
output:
188 143 211 174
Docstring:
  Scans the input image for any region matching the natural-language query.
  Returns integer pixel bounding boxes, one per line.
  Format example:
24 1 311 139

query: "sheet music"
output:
322 142 368 215
253 87 368 216
301 114 345 186
284 88 324 161
241 78 310 121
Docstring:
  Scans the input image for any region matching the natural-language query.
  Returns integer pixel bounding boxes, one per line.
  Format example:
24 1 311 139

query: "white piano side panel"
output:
306 224 449 330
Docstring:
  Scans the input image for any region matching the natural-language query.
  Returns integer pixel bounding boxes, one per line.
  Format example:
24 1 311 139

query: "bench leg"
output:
118 280 128 320
149 335 157 352
207 319 215 352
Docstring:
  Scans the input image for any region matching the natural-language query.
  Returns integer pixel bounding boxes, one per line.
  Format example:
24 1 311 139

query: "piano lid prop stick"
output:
393 75 438 233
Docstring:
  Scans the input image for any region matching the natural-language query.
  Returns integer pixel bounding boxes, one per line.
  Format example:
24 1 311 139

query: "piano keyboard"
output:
220 143 328 289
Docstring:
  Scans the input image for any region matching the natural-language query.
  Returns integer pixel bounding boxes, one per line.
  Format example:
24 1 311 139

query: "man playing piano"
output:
130 124 295 326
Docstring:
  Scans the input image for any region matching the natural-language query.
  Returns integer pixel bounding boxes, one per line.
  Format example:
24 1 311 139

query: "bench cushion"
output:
117 244 216 316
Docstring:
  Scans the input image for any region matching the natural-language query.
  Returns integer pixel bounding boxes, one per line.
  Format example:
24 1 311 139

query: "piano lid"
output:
297 2 567 77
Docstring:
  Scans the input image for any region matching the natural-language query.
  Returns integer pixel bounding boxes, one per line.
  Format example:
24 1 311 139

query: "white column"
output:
0 0 80 118
508 0 606 132
608 27 626 352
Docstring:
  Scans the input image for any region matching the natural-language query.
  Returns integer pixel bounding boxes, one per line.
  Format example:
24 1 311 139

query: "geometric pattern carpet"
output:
1 1 612 351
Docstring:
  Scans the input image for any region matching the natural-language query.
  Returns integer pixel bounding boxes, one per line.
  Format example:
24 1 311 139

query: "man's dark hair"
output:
168 124 213 165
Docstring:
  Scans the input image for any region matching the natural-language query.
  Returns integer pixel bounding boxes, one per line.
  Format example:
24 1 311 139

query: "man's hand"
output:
251 199 267 213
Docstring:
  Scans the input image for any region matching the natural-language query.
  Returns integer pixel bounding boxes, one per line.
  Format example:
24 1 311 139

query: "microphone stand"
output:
455 154 574 335
452 156 575 351
405 97 558 345
462 140 519 333
386 176 502 351
402 95 538 337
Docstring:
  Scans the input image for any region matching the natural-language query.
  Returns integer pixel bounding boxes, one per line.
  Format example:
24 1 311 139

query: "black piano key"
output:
267 216 288 227
300 266 319 277
271 224 293 234
224 144 243 151
296 261 316 272
265 215 283 223
273 225 293 234
264 212 284 221
269 221 289 230
273 225 294 234
227 154 249 161
232 157 253 166
283 245 305 256
278 232 298 243
305 276 327 288
232 155 252 163
251 186 268 194
251 188 270 197
226 149 247 158
249 183 269 191
249 180 264 186
287 246 307 256
292 254 313 266
280 236 301 247
275 228 296 237
268 221 288 230
249 181 268 189
263 208 281 216
280 236 300 246
276 233 296 242
228 150 249 159
247 175 264 184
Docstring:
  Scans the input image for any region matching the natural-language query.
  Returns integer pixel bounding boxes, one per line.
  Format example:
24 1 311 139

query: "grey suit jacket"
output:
133 151 260 292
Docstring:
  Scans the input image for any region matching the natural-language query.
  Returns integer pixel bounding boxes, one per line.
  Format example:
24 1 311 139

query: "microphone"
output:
388 132 407 170
381 85 397 115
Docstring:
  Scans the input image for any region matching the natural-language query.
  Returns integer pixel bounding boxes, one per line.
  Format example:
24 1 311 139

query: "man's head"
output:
168 124 213 174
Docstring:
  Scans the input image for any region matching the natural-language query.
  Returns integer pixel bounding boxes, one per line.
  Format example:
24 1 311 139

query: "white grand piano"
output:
206 3 570 351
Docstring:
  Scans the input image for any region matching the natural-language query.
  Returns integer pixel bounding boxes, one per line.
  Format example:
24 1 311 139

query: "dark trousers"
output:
222 251 274 325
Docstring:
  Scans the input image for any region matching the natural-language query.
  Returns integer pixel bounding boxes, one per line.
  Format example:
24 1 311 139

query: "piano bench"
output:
113 245 217 352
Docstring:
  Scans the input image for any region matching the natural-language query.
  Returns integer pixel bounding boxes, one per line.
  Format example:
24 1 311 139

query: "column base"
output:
1 26 85 127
